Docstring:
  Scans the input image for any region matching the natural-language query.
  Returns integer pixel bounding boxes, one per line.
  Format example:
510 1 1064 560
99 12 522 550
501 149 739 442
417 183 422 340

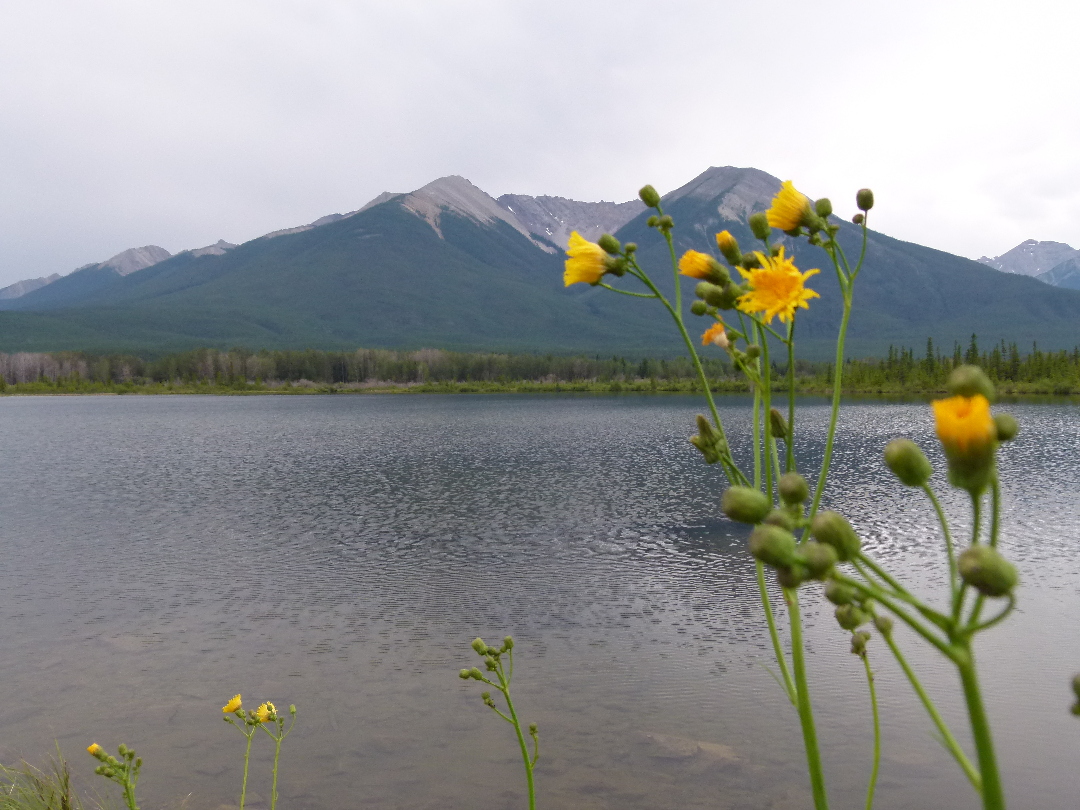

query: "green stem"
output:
922 483 959 606
759 323 774 504
500 666 536 810
240 730 253 810
988 476 1002 549
880 631 981 791
270 735 282 810
786 321 796 473
786 590 830 810
753 387 762 489
757 561 796 705
862 653 880 810
956 644 1006 809
955 493 983 623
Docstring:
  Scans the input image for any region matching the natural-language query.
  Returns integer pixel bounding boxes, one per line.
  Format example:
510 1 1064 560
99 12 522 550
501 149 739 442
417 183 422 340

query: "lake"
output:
0 393 1077 809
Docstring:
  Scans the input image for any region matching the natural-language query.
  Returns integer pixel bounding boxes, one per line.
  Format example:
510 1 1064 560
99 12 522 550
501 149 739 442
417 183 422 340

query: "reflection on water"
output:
0 394 1078 809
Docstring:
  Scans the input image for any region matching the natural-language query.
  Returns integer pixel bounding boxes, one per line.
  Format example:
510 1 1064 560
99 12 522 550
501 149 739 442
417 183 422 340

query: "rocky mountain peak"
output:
101 245 172 276
663 166 783 224
977 239 1080 277
497 194 644 248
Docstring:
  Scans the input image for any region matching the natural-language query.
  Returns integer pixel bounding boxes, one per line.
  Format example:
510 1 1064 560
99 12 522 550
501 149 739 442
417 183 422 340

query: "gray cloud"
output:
2 0 1079 285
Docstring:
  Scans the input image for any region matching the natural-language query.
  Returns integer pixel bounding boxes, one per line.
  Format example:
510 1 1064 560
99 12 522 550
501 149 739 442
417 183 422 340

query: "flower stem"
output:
240 731 253 810
757 561 795 705
956 643 1006 809
786 589 830 810
270 735 282 810
862 652 880 810
498 663 536 810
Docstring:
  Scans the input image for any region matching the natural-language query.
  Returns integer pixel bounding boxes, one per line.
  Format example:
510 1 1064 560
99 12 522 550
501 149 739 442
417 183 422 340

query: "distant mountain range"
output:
978 240 1080 290
2 167 1080 359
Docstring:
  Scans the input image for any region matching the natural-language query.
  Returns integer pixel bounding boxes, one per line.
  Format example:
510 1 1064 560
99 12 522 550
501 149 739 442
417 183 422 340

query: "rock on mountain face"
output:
1037 257 1080 290
0 274 60 300
978 239 1080 277
100 245 172 276
496 194 644 248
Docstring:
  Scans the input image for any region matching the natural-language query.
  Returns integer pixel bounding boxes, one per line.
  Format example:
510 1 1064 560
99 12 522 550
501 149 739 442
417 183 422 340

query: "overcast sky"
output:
2 0 1078 285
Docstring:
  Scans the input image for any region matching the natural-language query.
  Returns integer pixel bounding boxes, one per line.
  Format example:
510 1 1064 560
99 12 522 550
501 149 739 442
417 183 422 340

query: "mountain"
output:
4 166 1080 358
1037 257 1080 290
978 239 1080 277
0 273 60 300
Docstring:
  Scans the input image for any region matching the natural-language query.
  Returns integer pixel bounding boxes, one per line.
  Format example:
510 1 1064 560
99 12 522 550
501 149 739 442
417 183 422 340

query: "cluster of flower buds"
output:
459 635 516 681
87 741 142 808
689 414 728 464
222 694 296 730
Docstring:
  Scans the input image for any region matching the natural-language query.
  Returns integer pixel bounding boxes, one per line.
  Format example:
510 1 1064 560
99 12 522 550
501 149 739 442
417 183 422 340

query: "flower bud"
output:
824 580 857 605
118 744 128 757
529 722 538 734
778 472 808 504
850 630 871 656
714 283 741 310
763 508 796 531
715 230 742 265
639 185 661 208
798 541 838 579
994 413 1019 442
776 563 809 589
471 637 487 655
810 511 861 561
696 281 729 308
597 234 620 254
769 408 789 442
624 242 637 253
815 198 833 218
835 604 870 630
748 212 771 240
469 667 484 679
658 215 674 230
690 300 708 316
873 614 894 636
721 486 771 524
933 394 997 494
947 365 995 401
290 704 297 714
459 668 471 679
503 636 514 650
484 656 497 670
856 189 874 211
647 215 659 228
883 438 932 486
748 524 798 568
852 213 865 225
1072 673 1080 700
958 545 1018 597
745 344 761 359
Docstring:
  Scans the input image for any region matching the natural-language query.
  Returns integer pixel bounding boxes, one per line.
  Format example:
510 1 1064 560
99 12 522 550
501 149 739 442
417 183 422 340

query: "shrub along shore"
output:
1 338 1079 397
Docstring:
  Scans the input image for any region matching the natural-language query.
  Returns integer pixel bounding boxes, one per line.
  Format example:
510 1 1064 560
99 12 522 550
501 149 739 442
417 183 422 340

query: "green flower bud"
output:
459 668 471 679
597 234 620 254
798 541 838 579
290 704 297 714
624 242 637 253
994 413 1019 442
690 300 708 316
824 580 858 605
745 344 761 359
748 211 771 240
769 408 789 442
873 614 894 636
697 281 729 308
776 563 809 589
639 185 661 208
647 215 659 227
856 188 874 211
958 545 1018 597
763 508 796 531
947 365 995 402
852 213 865 225
740 253 762 270
471 637 487 655
714 283 741 310
810 511 861 561
118 744 128 756
528 723 538 734
602 255 628 277
503 636 514 650
484 656 498 670
778 472 809 504
883 438 933 486
469 667 484 680
748 524 798 568
815 198 833 218
1072 674 1080 700
835 603 870 630
850 630 870 656
658 215 674 230
721 486 771 524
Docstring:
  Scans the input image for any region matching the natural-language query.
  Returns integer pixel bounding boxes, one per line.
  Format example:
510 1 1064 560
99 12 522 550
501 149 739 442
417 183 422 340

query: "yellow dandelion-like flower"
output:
255 702 275 723
563 231 608 286
766 181 812 231
701 322 729 349
736 248 819 324
678 250 717 280
932 395 996 454
715 231 737 254
222 694 242 713
87 743 103 756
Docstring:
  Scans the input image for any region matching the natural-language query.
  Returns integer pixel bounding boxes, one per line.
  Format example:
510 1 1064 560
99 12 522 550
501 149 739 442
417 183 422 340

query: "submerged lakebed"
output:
0 393 1078 809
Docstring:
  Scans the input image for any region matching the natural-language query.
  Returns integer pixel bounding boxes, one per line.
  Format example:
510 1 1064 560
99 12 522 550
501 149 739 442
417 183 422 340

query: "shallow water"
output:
0 393 1077 809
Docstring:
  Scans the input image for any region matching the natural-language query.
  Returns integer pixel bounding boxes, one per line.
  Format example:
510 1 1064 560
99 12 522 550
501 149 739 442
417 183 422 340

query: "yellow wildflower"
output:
222 694 242 713
766 181 812 231
701 322 729 349
678 250 717 280
87 743 103 756
563 231 608 286
736 248 819 324
932 395 996 454
255 702 276 723
715 230 741 264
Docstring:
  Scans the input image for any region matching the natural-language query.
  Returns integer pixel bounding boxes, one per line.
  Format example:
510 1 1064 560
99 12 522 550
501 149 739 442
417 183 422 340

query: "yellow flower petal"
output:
255 702 275 723
932 395 996 454
563 231 607 286
678 250 716 280
701 322 729 348
735 247 820 324
87 743 102 756
222 694 242 713
766 181 812 231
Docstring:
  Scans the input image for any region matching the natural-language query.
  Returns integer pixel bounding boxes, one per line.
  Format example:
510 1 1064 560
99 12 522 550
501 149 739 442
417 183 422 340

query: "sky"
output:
2 0 1080 286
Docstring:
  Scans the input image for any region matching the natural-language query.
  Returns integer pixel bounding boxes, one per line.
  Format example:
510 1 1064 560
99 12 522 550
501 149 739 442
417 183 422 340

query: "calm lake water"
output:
0 393 1078 810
